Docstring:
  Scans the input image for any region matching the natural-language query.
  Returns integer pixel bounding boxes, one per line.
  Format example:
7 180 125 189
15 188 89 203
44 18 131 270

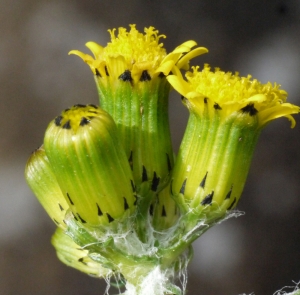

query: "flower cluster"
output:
25 25 299 295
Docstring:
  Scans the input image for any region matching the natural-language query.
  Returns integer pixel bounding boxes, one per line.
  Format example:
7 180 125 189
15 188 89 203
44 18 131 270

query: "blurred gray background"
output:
1 0 300 294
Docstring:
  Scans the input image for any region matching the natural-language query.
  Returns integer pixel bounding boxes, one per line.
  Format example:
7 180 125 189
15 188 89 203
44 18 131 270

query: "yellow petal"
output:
167 75 190 97
173 40 198 53
68 50 93 62
245 94 267 103
176 47 208 69
85 41 104 58
156 60 175 75
258 103 300 128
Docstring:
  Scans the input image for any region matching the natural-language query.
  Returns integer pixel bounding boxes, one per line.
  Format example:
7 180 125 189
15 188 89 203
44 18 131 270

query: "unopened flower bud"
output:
52 227 111 277
25 146 69 229
44 104 137 226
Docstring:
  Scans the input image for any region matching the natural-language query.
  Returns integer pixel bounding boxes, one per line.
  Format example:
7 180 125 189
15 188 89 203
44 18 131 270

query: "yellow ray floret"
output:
69 25 208 83
167 65 300 128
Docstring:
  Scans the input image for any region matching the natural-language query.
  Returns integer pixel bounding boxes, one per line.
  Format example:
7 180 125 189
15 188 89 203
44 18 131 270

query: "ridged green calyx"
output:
171 103 261 218
25 146 69 229
44 104 137 226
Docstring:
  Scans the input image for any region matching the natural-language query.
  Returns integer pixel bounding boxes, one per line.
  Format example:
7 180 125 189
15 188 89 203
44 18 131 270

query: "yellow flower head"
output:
69 25 208 84
167 65 300 128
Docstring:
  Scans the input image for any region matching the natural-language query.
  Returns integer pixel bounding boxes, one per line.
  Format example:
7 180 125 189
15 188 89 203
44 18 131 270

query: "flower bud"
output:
44 104 137 226
52 227 111 277
25 146 69 229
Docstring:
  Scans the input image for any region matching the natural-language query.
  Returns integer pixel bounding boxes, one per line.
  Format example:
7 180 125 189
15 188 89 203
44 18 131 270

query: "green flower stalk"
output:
167 65 300 225
44 104 137 226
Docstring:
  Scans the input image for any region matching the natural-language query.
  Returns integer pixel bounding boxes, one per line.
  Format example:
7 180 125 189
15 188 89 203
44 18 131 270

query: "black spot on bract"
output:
201 191 214 205
53 218 59 225
214 103 222 110
78 257 87 265
63 120 71 129
151 172 160 191
199 172 208 189
105 66 109 76
80 117 90 126
124 197 129 210
140 70 151 82
130 179 136 193
180 178 187 194
67 193 74 205
166 153 172 172
240 103 258 116
119 70 133 82
225 186 233 200
58 203 64 211
162 205 167 217
158 72 165 78
142 165 148 182
74 104 86 108
204 97 208 104
227 197 236 210
107 213 114 223
54 116 63 126
95 69 101 77
77 213 86 223
134 194 138 206
97 203 103 216
170 179 173 195
149 204 154 216
128 151 133 170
